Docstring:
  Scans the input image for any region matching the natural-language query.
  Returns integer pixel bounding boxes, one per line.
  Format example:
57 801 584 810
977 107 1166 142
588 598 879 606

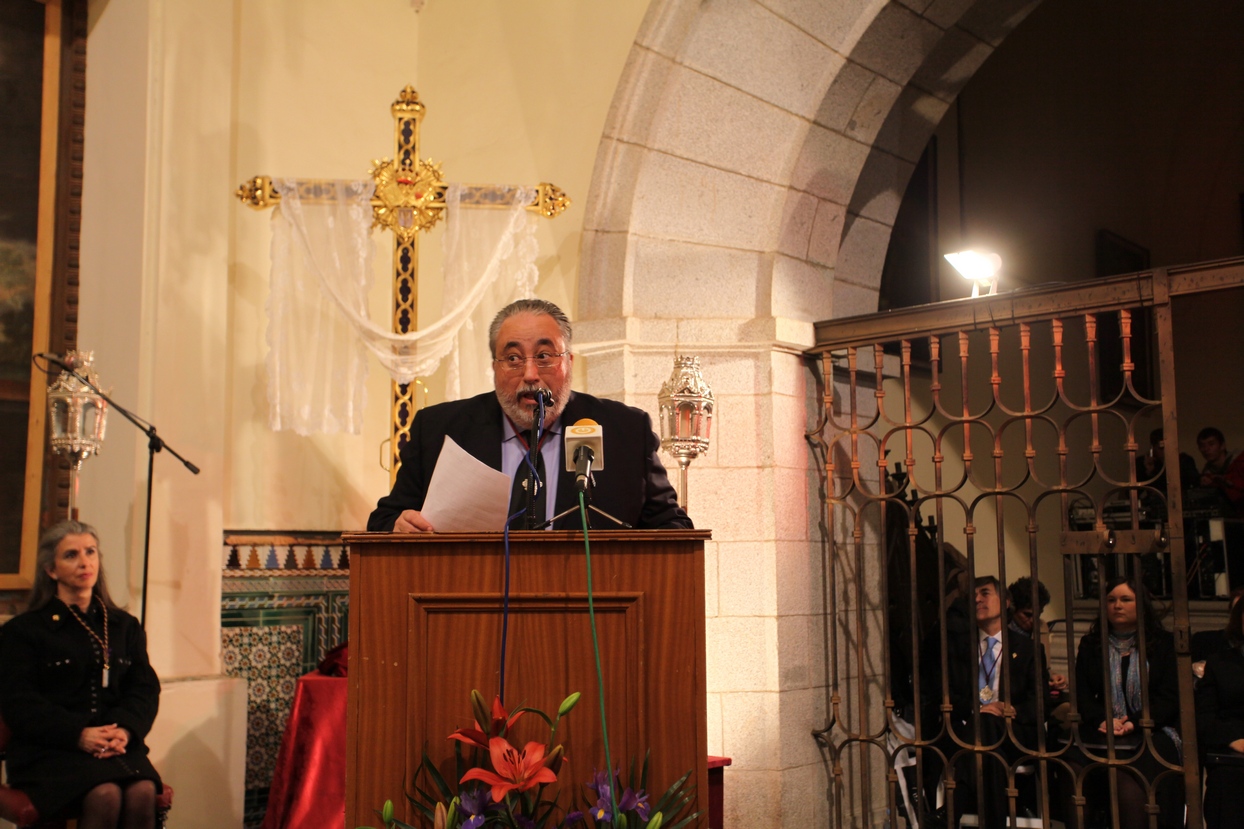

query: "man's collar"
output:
502 414 564 442
978 623 1003 641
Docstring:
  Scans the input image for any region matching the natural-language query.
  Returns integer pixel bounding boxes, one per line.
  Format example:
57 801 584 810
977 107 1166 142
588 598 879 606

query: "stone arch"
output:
578 0 1043 336
571 4 1047 824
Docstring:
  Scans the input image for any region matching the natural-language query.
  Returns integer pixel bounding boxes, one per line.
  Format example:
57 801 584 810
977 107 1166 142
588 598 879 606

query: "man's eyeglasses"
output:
493 351 569 373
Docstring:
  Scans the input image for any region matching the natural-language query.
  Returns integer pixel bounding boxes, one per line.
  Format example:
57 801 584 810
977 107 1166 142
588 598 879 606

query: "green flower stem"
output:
503 793 520 829
579 491 621 828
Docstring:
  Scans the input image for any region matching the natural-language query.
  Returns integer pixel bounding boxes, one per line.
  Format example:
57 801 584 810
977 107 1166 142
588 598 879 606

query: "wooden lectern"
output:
342 530 710 827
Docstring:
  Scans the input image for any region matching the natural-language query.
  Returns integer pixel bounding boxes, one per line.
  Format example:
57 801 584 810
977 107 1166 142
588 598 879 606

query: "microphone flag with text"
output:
564 418 604 493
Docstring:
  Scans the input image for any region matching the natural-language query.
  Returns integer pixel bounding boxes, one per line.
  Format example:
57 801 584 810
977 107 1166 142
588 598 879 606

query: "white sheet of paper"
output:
419 436 511 532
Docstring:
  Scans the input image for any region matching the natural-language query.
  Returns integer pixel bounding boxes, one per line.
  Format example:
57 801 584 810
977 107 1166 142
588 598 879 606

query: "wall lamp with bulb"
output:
944 250 1002 297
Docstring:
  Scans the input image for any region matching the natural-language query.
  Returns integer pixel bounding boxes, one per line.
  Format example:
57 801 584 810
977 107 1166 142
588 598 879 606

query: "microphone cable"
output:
578 488 620 825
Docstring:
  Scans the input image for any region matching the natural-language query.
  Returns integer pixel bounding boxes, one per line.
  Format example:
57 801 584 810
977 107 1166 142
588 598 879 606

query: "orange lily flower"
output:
449 694 525 751
460 737 558 804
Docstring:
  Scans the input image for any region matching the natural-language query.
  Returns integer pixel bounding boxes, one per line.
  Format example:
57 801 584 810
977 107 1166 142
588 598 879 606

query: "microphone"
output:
534 388 553 408
564 418 604 492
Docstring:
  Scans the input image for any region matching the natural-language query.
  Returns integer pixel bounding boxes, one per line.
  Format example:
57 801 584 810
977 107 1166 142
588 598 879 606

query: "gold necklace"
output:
67 598 111 688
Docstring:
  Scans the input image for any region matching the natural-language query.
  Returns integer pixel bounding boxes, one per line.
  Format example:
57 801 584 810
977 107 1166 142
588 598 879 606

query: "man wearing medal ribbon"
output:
919 575 1044 827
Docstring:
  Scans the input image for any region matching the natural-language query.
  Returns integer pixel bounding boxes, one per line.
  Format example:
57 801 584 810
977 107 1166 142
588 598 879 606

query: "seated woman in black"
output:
1071 577 1182 829
0 520 161 829
1196 592 1244 828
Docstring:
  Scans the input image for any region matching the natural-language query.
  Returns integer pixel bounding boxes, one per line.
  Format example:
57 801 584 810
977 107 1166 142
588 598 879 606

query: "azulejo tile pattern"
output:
221 624 303 791
220 531 350 828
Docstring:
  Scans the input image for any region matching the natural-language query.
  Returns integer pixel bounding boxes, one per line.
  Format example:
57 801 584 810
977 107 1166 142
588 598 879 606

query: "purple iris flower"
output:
590 797 612 824
618 787 650 822
586 769 613 802
460 786 488 829
564 810 584 826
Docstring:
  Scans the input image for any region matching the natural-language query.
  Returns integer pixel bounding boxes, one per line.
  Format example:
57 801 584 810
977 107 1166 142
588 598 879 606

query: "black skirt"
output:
6 742 162 819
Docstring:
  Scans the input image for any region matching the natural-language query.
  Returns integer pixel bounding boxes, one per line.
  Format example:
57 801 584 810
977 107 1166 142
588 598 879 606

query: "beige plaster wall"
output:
411 0 651 399
225 0 420 532
146 676 249 829
80 0 237 677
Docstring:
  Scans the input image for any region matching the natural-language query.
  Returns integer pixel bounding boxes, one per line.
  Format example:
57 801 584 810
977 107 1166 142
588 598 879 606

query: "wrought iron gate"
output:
808 260 1244 828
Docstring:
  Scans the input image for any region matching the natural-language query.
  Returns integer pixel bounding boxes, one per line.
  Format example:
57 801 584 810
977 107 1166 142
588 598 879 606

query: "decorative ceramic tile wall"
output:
221 532 349 828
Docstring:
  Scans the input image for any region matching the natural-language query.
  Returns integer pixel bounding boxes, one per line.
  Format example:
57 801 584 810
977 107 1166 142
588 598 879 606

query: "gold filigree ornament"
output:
370 157 448 243
236 175 279 209
532 182 571 219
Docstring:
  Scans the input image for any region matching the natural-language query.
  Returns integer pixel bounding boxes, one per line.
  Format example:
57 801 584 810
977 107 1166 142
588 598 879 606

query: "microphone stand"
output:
34 354 200 627
543 460 631 530
543 503 631 530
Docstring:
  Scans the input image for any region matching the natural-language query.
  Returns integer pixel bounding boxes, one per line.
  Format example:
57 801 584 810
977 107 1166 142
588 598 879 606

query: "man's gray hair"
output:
488 298 573 356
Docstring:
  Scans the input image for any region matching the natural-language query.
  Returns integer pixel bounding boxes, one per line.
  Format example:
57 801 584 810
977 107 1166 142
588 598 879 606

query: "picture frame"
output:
0 0 86 590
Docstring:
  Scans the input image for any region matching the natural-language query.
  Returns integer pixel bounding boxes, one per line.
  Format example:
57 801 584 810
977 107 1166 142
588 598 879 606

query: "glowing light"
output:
944 250 1002 297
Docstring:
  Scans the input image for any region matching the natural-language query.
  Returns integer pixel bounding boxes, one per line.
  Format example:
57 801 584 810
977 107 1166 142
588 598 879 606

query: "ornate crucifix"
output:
236 86 569 482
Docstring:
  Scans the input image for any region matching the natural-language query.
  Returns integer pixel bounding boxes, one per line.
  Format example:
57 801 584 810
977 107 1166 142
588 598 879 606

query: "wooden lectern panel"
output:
343 530 709 828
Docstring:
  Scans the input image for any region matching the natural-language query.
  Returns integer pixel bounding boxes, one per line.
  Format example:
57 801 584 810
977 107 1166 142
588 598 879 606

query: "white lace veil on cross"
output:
266 180 538 435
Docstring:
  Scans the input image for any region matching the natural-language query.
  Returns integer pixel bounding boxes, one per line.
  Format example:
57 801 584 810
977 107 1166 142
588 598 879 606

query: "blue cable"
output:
500 395 547 703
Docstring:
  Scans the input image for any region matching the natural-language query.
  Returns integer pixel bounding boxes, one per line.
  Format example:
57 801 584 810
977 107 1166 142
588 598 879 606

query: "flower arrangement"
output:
361 690 701 829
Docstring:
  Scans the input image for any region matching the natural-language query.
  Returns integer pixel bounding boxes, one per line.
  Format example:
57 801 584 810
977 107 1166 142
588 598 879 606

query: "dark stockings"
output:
79 784 120 829
79 780 156 829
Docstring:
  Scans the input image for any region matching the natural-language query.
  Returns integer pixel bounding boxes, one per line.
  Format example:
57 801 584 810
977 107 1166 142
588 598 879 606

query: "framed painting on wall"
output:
0 0 86 590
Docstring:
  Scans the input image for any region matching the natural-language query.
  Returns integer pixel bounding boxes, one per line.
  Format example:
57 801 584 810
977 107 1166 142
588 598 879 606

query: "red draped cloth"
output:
262 673 347 829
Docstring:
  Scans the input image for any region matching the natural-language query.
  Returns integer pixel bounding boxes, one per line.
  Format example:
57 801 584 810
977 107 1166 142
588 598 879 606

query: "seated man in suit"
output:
368 298 692 532
920 576 1043 827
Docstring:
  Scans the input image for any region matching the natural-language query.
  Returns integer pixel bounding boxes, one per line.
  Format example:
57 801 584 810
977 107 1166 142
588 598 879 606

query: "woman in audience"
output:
0 520 161 829
1196 593 1244 827
1071 576 1182 829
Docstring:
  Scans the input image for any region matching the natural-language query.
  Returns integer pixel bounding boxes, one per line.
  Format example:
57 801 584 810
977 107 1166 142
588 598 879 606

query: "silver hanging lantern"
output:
658 355 714 510
47 350 108 518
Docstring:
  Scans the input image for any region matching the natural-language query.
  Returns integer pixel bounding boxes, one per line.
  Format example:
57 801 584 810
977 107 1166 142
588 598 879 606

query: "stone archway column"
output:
575 316 830 828
572 0 867 822
574 1 1044 824
573 2 852 824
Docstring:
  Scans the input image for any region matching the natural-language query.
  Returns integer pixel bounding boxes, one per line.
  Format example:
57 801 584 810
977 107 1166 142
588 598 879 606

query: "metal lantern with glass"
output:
46 351 108 519
657 355 714 510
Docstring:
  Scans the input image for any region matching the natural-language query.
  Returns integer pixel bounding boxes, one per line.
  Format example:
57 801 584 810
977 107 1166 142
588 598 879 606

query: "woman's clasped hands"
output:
78 724 129 759
1099 715 1136 736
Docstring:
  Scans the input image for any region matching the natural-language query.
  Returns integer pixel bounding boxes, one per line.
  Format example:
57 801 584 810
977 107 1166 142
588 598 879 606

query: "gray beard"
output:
497 383 571 431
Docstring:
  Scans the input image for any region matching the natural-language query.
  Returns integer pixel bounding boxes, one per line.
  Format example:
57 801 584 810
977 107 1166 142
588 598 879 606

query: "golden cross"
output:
236 86 569 482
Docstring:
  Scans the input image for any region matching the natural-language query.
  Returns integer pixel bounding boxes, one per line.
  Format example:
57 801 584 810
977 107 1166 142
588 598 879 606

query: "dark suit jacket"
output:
920 604 1042 746
1074 628 1179 733
1193 628 1230 664
1197 645 1244 753
367 391 692 531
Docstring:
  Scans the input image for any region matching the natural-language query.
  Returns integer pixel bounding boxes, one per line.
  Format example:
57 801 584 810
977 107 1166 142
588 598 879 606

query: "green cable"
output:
579 491 621 826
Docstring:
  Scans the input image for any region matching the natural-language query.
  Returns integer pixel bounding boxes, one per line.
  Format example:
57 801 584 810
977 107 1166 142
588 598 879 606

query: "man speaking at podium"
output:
367 299 693 532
